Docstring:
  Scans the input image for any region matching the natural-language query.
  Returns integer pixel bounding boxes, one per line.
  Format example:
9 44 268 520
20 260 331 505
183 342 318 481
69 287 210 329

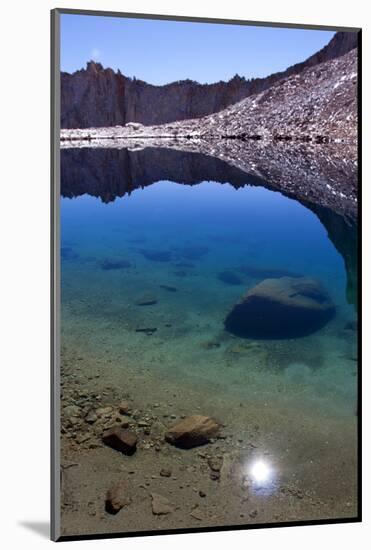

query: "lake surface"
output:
59 146 358 536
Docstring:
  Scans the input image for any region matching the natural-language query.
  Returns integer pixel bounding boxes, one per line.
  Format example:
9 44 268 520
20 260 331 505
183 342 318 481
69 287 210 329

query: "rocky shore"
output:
60 338 357 537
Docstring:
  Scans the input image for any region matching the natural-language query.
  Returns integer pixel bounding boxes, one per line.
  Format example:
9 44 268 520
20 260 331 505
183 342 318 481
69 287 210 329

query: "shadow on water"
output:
61 145 357 307
308 202 358 307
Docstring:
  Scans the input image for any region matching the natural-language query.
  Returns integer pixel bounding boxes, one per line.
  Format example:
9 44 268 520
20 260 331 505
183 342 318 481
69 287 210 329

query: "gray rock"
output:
190 507 204 520
63 405 81 419
85 410 98 424
207 456 223 472
225 277 335 339
160 468 172 478
125 122 144 130
75 433 91 444
151 493 173 515
96 406 113 417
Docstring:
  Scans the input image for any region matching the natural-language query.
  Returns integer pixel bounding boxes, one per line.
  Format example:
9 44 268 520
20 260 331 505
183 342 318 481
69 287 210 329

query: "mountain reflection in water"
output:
60 145 357 306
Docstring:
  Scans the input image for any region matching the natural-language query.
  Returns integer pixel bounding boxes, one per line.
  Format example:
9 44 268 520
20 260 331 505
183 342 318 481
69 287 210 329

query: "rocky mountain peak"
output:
86 60 104 73
61 31 359 129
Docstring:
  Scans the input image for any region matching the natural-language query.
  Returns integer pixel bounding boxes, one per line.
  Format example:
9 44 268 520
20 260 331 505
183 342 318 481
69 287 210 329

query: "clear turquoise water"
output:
60 149 358 420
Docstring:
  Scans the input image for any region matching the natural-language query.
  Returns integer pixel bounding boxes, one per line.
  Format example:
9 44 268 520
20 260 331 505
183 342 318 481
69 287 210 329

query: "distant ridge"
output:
61 31 358 129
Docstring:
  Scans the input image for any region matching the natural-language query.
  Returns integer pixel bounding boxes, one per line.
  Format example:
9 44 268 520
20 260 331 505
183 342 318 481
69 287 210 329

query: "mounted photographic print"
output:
51 8 361 541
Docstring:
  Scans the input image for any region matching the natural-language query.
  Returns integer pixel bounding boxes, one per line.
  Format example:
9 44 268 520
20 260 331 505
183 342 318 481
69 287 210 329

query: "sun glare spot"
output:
250 460 273 485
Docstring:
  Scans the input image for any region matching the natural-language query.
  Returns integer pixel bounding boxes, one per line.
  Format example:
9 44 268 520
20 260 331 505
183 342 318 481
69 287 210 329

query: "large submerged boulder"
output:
224 277 335 339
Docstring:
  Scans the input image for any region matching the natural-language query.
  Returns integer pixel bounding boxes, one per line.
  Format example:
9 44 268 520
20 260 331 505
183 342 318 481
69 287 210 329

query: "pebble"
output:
151 493 173 515
190 507 203 520
160 468 172 478
64 405 81 418
85 410 98 424
96 406 113 417
119 401 131 415
207 456 223 472
76 433 91 444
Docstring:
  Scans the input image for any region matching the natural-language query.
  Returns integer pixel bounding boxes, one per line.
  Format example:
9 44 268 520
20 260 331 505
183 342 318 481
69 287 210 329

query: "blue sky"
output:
61 14 335 85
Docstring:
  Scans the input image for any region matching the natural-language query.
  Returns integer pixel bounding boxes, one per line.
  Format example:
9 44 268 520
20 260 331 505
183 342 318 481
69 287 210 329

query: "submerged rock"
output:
151 493 173 515
105 481 131 514
100 258 131 270
165 415 220 449
200 340 221 350
135 327 157 335
61 246 79 261
177 245 209 260
224 276 335 339
140 249 172 262
344 319 357 331
218 270 243 285
135 293 158 306
284 363 313 384
174 261 195 268
159 284 177 292
102 427 137 455
173 270 187 277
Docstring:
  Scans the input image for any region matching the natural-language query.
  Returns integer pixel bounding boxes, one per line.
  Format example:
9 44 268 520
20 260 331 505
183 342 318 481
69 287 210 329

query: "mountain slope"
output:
61 31 358 129
61 47 358 142
179 48 358 140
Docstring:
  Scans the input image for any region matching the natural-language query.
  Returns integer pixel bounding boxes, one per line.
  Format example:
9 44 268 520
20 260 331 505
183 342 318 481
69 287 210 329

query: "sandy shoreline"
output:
60 318 357 536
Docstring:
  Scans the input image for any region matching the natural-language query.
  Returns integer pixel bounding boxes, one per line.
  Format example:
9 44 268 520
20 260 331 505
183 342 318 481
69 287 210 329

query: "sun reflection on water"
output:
244 458 278 495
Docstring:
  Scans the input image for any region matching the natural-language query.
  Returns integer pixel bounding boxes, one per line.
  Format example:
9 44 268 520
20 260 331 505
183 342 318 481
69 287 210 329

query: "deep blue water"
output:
60 155 357 418
61 180 345 290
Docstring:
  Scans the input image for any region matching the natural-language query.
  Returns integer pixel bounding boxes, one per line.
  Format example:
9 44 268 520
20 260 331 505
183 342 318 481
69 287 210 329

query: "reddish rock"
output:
118 401 131 415
105 481 131 515
102 427 137 455
165 415 220 449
